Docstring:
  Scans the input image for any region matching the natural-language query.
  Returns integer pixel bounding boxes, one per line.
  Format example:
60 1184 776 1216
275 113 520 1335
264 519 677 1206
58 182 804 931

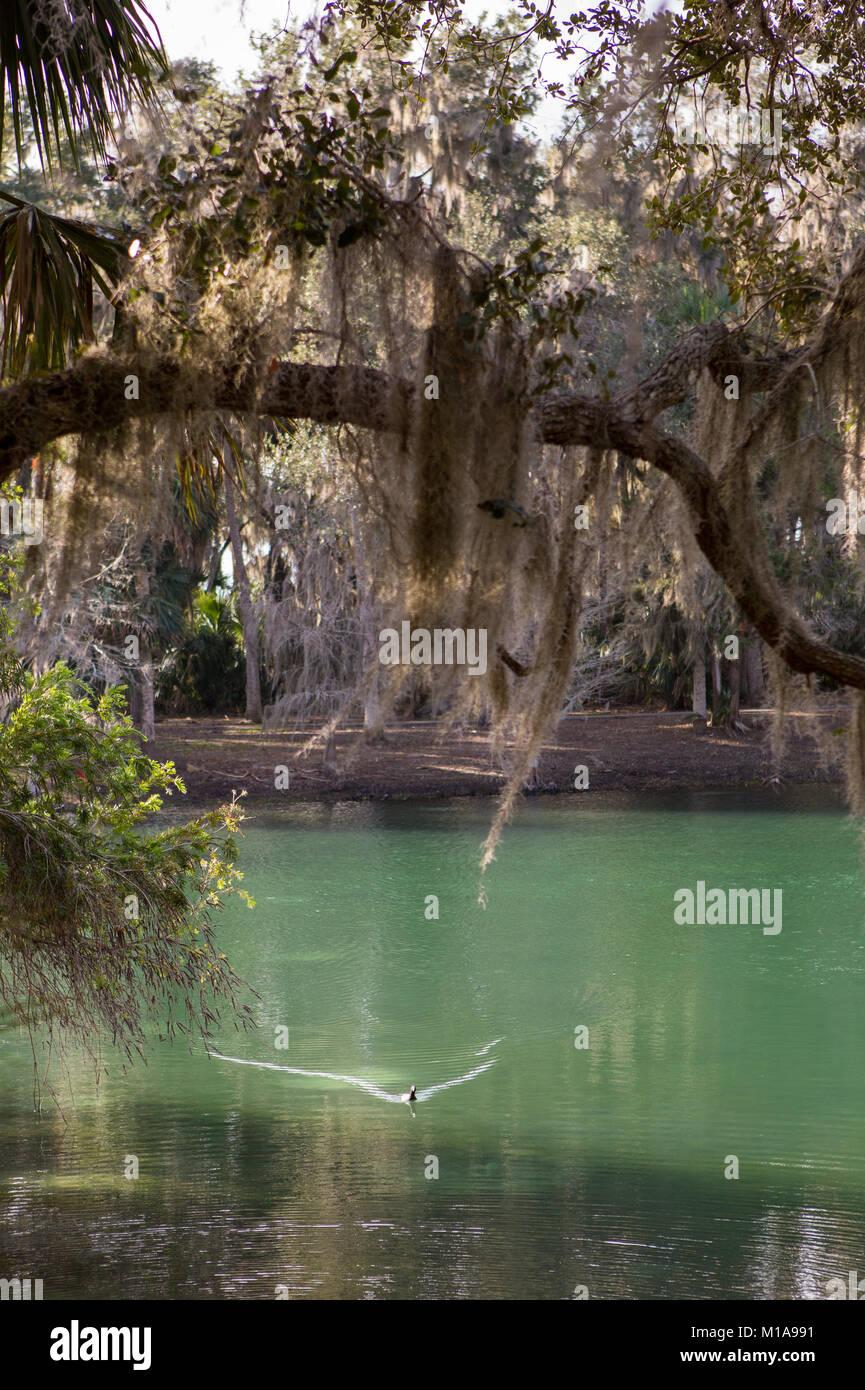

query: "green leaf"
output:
322 49 357 83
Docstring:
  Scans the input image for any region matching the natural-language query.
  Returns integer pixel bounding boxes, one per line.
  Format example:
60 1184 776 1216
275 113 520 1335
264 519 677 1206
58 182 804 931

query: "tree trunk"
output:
138 644 156 745
363 672 381 729
744 638 765 705
352 511 387 737
128 648 155 743
129 670 142 731
131 567 156 746
729 650 741 723
692 647 708 717
711 649 722 722
225 477 262 724
206 537 230 591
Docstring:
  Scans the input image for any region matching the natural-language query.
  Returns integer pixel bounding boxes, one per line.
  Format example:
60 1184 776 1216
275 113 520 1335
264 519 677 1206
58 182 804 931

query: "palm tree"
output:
1 0 166 170
0 1 166 377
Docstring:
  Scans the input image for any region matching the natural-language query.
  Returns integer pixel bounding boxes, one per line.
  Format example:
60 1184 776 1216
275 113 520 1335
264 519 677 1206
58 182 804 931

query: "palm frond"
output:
0 186 132 374
0 0 167 172
176 416 296 522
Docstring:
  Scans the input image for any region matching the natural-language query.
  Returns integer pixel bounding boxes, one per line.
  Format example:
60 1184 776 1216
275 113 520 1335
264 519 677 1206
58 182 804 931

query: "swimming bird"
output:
207 1050 498 1104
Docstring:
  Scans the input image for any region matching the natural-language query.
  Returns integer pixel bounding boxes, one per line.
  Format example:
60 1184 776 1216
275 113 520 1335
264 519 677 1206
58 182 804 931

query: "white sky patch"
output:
145 0 676 81
145 0 530 80
147 0 295 82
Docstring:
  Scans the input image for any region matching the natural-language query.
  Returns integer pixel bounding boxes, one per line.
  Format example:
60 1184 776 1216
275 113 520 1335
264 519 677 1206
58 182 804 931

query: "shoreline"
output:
151 708 849 807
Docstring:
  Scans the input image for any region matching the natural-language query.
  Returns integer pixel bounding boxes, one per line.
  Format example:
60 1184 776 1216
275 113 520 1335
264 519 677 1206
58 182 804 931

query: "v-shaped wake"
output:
207 1043 500 1103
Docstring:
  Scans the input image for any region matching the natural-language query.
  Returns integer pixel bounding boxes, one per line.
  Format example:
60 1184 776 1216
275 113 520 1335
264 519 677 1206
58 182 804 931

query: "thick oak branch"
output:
2 319 864 692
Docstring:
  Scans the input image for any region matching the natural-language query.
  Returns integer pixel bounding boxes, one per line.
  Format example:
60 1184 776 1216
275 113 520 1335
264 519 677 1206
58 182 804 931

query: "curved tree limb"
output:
1 298 863 693
0 323 799 478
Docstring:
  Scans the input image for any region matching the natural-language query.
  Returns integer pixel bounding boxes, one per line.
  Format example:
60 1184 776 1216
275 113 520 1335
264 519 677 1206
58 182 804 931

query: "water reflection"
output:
2 791 865 1299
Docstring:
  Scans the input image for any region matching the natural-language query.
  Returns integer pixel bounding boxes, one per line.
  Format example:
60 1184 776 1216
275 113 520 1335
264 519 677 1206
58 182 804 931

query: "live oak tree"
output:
6 0 865 880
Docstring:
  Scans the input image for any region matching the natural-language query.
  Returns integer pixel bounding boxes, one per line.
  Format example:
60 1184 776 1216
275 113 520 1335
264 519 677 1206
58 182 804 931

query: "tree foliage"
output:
0 540 254 1096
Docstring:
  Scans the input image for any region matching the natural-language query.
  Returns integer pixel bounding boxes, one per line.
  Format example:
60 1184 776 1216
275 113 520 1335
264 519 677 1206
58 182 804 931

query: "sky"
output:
147 0 297 82
144 0 575 84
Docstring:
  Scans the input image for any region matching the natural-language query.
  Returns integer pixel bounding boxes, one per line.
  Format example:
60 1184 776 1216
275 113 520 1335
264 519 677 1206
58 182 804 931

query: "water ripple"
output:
207 1046 499 1103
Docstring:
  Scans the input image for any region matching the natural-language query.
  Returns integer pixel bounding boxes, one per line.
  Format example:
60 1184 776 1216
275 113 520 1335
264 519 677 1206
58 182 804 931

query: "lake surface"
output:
2 788 864 1300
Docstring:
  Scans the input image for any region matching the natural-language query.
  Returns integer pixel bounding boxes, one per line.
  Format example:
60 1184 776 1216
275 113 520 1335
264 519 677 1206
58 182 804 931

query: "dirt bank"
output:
152 706 848 805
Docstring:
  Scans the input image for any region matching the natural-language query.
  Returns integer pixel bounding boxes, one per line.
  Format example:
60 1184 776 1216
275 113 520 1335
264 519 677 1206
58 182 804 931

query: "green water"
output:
2 788 864 1300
